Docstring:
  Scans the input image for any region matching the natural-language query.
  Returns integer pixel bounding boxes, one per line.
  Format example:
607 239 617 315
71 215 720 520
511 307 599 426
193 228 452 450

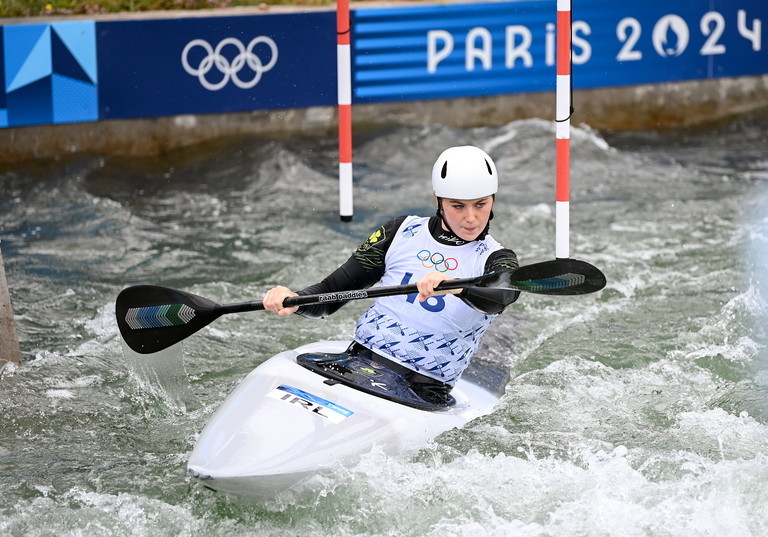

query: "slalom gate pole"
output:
555 0 572 259
337 0 354 222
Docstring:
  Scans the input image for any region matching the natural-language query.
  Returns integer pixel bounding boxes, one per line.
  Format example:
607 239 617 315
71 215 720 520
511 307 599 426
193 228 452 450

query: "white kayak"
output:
186 340 507 500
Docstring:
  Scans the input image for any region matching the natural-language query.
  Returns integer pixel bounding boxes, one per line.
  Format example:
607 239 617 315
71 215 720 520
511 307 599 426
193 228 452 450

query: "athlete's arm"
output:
457 248 520 314
295 216 407 319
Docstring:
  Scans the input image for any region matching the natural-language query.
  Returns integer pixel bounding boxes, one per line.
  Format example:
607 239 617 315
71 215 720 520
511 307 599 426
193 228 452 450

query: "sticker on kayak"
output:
268 385 354 424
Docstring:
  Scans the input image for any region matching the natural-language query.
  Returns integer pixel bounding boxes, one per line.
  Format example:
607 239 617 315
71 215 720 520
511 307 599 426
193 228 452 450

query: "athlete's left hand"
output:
416 271 461 302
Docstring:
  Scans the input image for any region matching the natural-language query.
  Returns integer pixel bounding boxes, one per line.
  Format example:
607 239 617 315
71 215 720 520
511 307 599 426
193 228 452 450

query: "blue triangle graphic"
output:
52 22 97 83
7 26 52 93
52 28 91 83
4 24 47 89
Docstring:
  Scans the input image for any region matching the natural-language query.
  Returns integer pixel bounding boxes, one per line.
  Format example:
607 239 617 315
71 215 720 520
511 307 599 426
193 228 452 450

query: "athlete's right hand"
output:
416 271 461 302
263 286 299 316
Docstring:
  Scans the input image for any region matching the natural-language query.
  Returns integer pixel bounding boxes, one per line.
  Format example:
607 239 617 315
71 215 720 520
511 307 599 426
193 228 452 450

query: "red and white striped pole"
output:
337 0 354 221
555 0 571 258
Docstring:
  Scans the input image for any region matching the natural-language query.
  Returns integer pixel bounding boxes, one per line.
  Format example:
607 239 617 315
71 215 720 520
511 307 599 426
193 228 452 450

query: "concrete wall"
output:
2 74 767 163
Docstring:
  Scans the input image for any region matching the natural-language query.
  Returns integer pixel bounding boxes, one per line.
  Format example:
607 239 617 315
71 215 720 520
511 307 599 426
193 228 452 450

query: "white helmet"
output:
431 146 498 199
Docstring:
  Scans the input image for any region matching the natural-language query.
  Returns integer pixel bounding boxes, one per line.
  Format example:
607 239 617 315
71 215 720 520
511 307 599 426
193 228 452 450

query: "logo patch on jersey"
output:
359 226 386 251
417 249 459 272
401 223 422 238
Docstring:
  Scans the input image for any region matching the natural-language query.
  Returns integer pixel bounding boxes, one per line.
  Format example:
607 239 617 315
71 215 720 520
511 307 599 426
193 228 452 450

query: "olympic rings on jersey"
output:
416 249 459 272
181 37 278 91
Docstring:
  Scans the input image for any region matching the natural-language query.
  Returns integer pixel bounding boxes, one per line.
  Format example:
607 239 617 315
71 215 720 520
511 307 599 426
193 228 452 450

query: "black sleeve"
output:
457 248 520 315
295 216 408 319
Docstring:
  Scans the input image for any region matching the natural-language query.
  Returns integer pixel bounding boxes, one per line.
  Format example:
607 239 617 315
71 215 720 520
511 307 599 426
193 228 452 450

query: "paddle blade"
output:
116 285 223 354
511 258 606 295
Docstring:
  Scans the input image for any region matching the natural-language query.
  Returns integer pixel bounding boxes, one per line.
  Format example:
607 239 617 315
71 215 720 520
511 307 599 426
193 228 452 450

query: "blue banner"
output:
351 0 768 102
98 13 336 119
1 1 766 128
0 12 336 127
576 0 767 86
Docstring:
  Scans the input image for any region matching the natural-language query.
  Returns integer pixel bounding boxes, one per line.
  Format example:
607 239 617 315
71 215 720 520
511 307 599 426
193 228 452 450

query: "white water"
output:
1 112 767 536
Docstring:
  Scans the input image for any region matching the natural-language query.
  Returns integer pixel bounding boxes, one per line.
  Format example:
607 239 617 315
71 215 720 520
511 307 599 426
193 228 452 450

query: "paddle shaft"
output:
217 276 481 314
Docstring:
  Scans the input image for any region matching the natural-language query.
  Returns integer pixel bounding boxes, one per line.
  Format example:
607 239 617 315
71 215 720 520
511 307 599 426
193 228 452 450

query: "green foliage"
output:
0 0 333 18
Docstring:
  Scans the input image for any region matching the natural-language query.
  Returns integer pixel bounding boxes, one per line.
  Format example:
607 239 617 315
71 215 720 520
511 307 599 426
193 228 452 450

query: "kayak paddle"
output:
116 258 605 354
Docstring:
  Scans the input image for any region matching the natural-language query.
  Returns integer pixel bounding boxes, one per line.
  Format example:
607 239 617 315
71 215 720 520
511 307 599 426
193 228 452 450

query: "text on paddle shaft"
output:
318 290 369 302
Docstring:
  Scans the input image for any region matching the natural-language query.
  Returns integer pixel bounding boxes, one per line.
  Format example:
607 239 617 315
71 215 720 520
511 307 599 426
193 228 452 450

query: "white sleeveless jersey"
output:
354 216 503 385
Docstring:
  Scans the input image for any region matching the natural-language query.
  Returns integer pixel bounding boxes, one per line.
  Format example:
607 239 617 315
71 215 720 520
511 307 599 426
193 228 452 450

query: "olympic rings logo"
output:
181 37 278 91
417 250 459 272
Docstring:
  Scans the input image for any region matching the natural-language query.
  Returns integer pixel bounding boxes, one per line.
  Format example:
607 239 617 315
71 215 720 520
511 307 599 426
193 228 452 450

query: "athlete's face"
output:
438 195 494 241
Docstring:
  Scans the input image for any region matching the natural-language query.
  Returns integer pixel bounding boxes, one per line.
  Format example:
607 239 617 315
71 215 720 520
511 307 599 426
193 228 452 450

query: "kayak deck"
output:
187 341 508 501
297 344 457 410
